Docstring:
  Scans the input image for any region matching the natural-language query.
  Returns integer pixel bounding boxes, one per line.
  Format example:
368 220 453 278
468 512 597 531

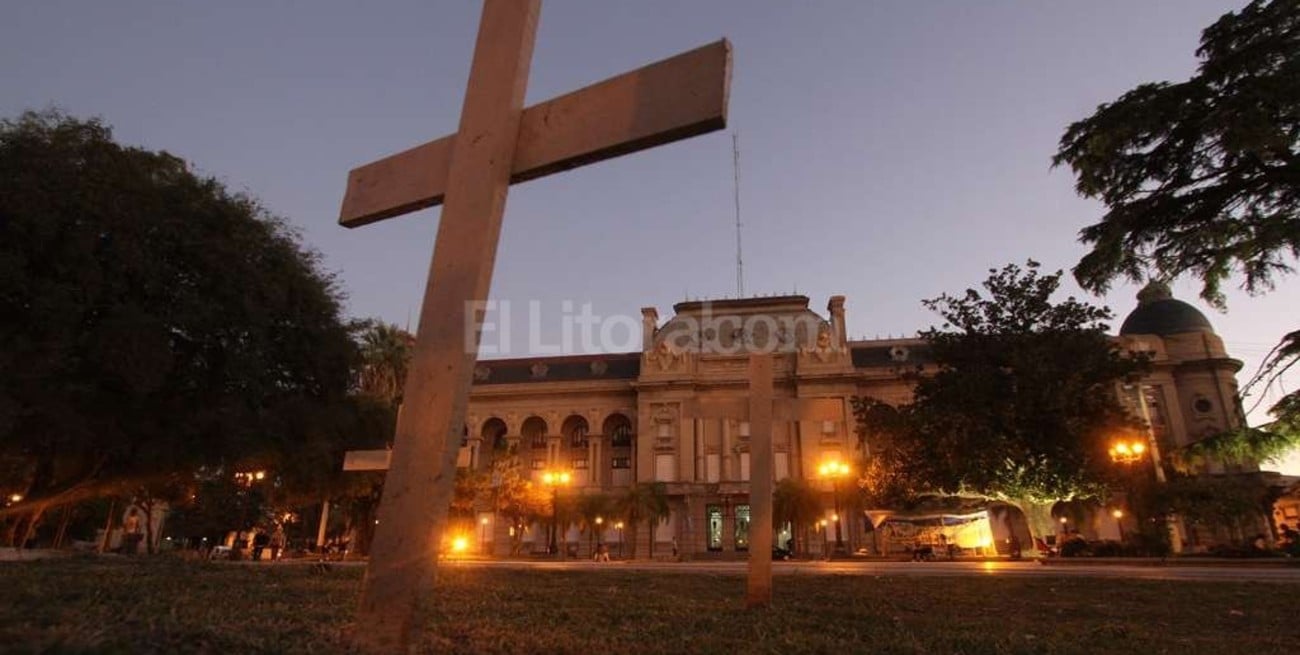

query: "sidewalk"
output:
0 548 72 562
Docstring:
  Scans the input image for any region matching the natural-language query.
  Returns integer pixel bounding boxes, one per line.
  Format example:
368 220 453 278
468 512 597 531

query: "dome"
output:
1118 282 1215 336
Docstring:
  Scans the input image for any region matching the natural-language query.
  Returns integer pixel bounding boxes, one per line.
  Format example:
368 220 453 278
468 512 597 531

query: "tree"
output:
1053 0 1300 435
852 262 1145 541
488 459 549 555
355 321 414 407
616 482 669 559
574 493 614 556
772 478 821 556
0 111 357 535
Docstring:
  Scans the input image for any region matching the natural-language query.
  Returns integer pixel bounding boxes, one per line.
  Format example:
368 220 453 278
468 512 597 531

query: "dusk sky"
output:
4 1 1297 468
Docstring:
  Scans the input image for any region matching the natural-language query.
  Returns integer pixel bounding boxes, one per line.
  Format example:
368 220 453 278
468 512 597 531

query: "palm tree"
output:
616 482 669 559
355 321 414 407
773 478 821 556
575 493 613 557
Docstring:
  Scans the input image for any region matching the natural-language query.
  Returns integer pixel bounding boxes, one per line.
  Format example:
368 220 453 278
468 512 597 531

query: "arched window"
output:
522 416 548 450
612 424 632 448
480 418 508 453
562 415 589 449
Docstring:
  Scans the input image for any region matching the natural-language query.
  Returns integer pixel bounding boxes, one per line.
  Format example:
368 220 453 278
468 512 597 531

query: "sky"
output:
3 1 1297 470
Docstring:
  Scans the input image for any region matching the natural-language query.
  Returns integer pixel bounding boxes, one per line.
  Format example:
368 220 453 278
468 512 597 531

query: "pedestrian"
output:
269 526 286 561
252 529 270 561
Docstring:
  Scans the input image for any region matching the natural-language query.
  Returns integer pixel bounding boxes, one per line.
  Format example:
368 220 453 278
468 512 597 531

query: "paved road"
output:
445 558 1300 584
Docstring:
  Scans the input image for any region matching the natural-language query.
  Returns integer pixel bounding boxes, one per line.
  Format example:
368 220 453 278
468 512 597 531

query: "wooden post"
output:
353 1 540 650
338 2 729 648
316 500 330 550
746 354 774 608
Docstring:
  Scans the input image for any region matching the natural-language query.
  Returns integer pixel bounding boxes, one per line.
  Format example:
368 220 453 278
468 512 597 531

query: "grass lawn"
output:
0 557 1294 654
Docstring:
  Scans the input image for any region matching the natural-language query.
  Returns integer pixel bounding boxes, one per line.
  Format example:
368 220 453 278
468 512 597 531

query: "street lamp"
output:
541 470 571 556
817 458 852 554
1107 439 1147 465
480 516 490 555
1112 509 1126 542
614 521 625 558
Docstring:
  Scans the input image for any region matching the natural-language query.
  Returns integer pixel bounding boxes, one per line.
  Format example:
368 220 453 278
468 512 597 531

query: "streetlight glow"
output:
1108 438 1147 464
541 469 572 556
818 458 852 555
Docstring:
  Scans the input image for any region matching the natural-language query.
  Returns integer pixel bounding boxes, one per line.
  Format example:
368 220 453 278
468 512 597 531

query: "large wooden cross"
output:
338 1 730 650
683 355 842 608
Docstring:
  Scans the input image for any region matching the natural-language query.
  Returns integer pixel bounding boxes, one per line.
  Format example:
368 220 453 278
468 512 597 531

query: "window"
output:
611 423 633 448
569 424 589 449
572 458 588 470
531 459 546 470
707 505 723 551
532 433 547 449
611 456 631 469
734 504 751 551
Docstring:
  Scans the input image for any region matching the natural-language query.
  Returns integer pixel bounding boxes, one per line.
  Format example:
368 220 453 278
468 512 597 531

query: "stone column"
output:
827 295 847 347
589 436 602 488
467 437 484 470
641 307 659 351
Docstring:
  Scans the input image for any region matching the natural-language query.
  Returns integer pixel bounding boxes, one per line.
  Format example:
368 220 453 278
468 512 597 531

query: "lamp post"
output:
615 521 625 558
1110 431 1180 553
817 519 829 560
480 516 490 555
1112 509 1125 542
818 459 851 555
541 470 571 556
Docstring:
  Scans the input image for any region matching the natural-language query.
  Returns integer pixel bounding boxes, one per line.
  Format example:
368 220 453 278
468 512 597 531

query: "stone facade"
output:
456 288 1247 558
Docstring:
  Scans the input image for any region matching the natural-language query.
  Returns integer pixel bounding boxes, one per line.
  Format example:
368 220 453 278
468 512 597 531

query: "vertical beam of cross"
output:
352 1 540 651
746 354 775 608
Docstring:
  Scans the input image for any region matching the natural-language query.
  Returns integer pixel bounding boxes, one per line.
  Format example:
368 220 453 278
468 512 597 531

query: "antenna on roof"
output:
732 132 745 299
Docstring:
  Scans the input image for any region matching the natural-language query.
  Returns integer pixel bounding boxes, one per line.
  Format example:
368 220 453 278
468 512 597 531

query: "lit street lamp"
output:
1107 439 1147 465
480 516 490 555
1112 508 1126 542
818 459 852 554
541 470 571 556
614 521 625 558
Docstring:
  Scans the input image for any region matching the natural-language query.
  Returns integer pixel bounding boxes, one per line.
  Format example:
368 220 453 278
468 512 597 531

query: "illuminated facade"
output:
456 286 1249 558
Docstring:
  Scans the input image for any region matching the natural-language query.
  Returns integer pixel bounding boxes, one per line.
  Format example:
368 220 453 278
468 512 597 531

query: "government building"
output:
453 284 1254 558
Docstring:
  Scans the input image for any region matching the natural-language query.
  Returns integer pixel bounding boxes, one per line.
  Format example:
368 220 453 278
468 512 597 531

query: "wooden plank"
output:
352 1 541 651
773 397 843 422
682 397 748 421
342 449 392 471
684 397 841 422
339 39 731 228
746 354 774 608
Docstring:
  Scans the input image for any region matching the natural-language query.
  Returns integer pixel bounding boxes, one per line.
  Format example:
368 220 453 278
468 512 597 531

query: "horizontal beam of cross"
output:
683 396 844 422
339 39 731 228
